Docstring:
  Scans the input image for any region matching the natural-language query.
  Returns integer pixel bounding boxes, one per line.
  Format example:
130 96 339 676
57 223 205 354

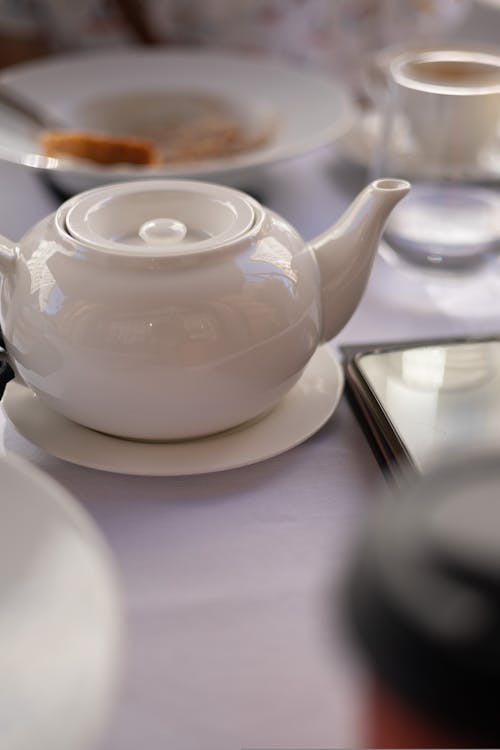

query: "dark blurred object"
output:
0 31 47 69
0 1 470 95
344 454 500 748
0 0 143 68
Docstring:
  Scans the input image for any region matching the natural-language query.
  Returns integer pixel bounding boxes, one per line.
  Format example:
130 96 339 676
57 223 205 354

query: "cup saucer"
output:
2 346 343 476
339 109 500 181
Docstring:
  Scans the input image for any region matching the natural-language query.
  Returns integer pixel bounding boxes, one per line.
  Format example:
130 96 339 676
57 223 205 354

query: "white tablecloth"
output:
1 144 498 749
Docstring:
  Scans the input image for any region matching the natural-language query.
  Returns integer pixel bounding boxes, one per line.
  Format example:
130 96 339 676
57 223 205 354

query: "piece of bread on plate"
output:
40 129 159 165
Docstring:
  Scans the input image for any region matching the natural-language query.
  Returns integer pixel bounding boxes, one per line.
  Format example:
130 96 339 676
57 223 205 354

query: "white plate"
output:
0 48 354 193
2 345 343 476
0 452 121 750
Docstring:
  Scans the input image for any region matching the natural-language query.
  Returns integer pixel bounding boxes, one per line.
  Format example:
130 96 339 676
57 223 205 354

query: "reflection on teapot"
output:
0 178 409 440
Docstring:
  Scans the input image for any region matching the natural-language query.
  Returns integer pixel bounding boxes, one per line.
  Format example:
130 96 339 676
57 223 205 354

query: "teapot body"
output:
1 207 321 440
0 177 410 440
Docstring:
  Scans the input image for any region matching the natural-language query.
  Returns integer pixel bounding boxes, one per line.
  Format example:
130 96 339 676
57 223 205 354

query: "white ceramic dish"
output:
0 452 121 750
0 48 354 193
2 345 343 475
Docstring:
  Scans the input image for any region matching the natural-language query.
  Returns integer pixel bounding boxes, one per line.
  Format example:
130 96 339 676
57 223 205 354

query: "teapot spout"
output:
310 178 410 342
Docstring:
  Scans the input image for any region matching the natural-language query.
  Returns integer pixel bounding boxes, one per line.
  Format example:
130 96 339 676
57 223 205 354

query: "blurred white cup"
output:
0 452 122 750
374 46 500 270
390 48 500 169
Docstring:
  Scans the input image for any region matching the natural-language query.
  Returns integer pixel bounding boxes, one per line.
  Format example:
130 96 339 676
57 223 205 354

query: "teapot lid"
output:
63 180 256 257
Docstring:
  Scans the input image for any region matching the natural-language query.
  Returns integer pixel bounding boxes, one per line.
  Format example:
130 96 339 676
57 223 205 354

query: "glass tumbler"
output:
373 49 500 271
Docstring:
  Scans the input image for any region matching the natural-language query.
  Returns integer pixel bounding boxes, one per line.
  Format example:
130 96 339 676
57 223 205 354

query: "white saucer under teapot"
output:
0 178 409 440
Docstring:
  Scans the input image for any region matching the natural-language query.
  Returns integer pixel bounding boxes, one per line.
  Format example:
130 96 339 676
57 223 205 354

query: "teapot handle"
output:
0 235 17 398
0 234 16 277
0 330 14 399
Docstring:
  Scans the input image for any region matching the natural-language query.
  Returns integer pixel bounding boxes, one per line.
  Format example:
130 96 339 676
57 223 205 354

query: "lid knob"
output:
138 217 187 245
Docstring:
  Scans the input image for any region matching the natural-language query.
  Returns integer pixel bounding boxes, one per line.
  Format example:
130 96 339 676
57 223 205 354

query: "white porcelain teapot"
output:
0 178 409 440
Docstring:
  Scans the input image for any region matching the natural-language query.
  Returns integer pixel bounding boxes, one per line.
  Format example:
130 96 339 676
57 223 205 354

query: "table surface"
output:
1 131 499 749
